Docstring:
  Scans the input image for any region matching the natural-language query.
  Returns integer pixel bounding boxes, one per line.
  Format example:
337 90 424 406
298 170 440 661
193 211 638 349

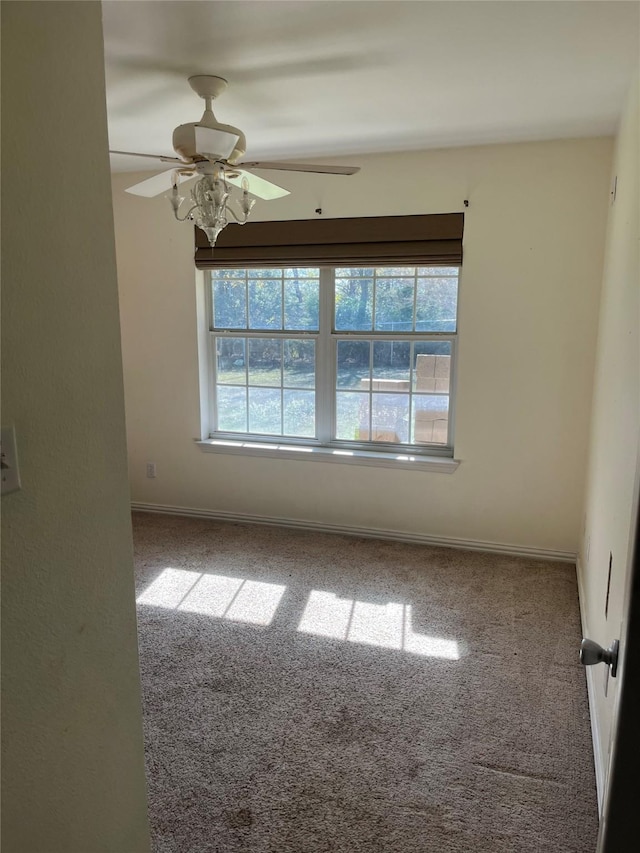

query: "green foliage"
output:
212 268 319 331
335 269 458 332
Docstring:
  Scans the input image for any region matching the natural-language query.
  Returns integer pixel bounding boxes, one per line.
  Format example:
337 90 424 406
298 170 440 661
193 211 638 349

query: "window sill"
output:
195 439 459 473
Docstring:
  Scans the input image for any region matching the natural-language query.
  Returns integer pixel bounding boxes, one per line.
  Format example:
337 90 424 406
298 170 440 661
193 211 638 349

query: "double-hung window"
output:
207 264 459 456
197 212 464 461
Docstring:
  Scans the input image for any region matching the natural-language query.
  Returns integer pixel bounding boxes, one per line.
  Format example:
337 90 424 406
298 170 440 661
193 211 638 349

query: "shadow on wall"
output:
137 567 462 660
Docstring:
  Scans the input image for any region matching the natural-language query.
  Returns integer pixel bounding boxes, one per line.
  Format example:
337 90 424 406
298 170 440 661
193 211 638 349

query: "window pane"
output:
248 339 282 387
283 390 315 437
336 267 374 277
374 278 415 332
413 342 452 393
213 279 246 329
250 268 282 279
248 278 282 329
417 266 459 276
248 388 281 434
284 268 319 278
372 393 409 443
283 340 315 389
416 277 458 332
337 340 370 388
217 386 247 432
336 392 369 440
373 341 411 386
216 337 246 384
335 277 373 331
413 395 449 445
212 269 247 280
375 266 416 277
284 278 319 330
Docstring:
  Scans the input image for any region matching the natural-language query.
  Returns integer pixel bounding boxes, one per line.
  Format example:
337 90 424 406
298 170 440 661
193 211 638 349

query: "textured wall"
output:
579 73 640 800
1 3 150 851
113 137 612 555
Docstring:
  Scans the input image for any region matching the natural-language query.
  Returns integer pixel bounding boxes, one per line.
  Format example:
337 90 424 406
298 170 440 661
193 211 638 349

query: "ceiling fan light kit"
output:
169 161 255 249
111 75 360 249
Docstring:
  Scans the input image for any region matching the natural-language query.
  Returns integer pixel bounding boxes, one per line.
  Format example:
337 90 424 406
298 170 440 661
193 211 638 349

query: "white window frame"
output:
198 265 460 470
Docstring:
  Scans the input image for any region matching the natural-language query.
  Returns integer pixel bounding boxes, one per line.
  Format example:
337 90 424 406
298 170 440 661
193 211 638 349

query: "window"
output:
206 265 459 456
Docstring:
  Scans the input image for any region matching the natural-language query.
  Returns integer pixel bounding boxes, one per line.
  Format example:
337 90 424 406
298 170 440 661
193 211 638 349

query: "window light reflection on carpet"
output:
136 568 286 626
298 590 460 659
137 568 460 658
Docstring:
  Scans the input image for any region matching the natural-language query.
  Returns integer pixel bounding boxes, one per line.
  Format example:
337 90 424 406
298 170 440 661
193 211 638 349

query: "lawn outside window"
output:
203 265 459 461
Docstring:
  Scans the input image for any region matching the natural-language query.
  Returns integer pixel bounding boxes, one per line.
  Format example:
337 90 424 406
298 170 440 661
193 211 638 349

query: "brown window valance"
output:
194 212 464 269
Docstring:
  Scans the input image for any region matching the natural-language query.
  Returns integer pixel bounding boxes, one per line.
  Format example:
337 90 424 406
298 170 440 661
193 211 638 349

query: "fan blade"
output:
125 169 195 198
241 160 360 176
194 126 239 160
110 150 187 165
226 170 290 201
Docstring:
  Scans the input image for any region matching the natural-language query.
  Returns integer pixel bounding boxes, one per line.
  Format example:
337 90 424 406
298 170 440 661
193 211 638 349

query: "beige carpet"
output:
133 511 598 853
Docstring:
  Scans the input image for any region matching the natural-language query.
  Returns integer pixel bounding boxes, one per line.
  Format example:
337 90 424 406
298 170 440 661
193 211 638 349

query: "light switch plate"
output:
1 425 21 495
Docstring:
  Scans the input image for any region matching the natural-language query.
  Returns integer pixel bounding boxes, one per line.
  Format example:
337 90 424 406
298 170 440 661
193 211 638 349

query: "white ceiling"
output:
104 0 639 172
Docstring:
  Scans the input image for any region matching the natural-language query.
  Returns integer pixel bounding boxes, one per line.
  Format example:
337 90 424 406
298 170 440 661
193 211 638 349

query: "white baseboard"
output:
130 501 577 563
576 557 606 816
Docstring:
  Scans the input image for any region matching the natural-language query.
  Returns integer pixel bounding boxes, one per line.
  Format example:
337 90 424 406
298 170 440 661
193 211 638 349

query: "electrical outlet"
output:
146 462 157 479
1 425 21 495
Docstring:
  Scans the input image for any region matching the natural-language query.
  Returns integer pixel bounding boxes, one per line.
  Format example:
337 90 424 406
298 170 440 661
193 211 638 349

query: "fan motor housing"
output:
173 122 246 164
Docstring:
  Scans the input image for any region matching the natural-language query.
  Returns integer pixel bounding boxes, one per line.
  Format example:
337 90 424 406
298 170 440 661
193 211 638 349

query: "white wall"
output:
578 74 639 801
1 3 150 851
113 136 612 555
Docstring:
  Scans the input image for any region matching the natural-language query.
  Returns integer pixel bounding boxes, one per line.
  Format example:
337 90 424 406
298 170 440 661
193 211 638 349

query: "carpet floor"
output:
133 512 598 853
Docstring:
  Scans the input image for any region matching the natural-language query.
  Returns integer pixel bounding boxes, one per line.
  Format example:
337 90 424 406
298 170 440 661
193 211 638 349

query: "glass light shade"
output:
169 171 254 248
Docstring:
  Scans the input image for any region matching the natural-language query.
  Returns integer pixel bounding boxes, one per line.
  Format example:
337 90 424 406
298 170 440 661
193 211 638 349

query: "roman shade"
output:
194 212 464 269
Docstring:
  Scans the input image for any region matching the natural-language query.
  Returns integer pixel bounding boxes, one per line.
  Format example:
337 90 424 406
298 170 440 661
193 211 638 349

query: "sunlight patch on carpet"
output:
137 568 286 626
137 568 459 656
298 591 460 659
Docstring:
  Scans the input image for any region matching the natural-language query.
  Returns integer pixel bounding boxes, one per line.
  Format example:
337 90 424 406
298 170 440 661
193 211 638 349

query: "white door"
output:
593 489 640 850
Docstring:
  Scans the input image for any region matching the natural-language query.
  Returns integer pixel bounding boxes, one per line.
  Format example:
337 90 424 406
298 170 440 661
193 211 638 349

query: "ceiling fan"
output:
110 75 360 248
